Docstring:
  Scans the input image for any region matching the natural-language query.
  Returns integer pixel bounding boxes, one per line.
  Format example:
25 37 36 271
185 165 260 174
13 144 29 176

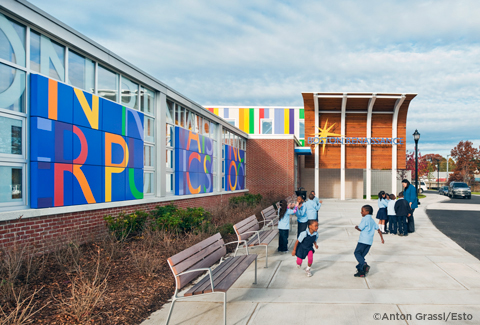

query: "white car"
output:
419 181 427 193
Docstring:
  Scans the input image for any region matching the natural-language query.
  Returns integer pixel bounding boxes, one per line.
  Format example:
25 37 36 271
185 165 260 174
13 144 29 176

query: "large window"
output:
261 119 273 134
143 86 155 196
68 50 94 92
166 100 175 194
97 65 118 102
30 30 65 81
0 13 27 208
299 120 305 139
121 76 138 110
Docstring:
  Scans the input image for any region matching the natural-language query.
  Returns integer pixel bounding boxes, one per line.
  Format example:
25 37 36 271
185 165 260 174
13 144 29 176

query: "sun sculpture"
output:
311 119 342 154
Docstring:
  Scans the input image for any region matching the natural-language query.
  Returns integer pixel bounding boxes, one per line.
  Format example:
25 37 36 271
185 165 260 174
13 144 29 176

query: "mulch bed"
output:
12 233 239 325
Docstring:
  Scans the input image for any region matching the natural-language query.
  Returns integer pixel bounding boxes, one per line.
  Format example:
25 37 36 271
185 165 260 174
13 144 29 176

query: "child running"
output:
387 194 397 235
278 199 295 253
354 205 384 277
376 191 389 234
292 219 319 277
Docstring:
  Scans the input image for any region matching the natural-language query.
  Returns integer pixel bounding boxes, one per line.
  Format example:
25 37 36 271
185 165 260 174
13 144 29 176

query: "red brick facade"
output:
246 139 297 198
0 192 245 251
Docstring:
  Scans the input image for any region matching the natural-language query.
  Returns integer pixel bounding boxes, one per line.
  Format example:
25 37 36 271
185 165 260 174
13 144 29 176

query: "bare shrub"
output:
53 240 83 274
0 287 48 325
98 232 125 261
0 238 45 306
55 249 109 324
129 230 164 277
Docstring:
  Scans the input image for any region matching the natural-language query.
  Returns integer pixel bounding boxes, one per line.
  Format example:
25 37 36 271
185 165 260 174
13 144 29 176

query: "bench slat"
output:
168 233 223 266
185 256 239 296
213 255 257 293
192 255 248 295
173 243 225 275
247 229 278 246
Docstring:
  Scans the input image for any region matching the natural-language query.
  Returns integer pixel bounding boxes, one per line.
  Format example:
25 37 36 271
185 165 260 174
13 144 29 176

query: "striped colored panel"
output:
283 109 289 134
300 139 305 146
264 108 269 119
224 107 229 118
207 108 214 113
299 109 304 119
214 108 219 116
239 108 244 131
259 108 264 134
243 108 249 133
249 108 254 134
48 79 58 120
289 109 294 134
254 109 260 134
274 109 284 134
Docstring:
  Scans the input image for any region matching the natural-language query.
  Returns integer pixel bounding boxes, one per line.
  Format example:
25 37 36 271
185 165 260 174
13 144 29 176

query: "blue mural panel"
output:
126 168 144 200
30 162 54 208
127 137 144 169
72 164 104 205
30 74 49 119
73 89 103 130
57 82 73 124
30 118 73 163
73 125 102 166
126 108 144 140
102 100 123 135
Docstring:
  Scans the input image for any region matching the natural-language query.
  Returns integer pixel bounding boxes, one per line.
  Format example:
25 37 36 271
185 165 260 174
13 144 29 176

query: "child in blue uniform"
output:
292 220 319 277
278 199 295 253
387 194 397 235
294 196 308 238
354 205 384 277
376 191 389 234
304 193 322 221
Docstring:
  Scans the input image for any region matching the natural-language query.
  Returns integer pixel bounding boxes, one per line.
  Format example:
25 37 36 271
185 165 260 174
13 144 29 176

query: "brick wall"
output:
0 192 245 252
246 139 296 198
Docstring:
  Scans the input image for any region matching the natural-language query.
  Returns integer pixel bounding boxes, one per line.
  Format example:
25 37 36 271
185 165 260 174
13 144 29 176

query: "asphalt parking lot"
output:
427 191 480 260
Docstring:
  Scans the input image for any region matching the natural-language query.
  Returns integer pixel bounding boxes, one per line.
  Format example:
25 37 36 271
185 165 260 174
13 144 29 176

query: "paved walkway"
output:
143 194 480 325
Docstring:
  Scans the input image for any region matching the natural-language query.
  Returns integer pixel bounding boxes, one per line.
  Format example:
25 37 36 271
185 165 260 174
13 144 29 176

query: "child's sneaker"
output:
305 267 312 277
363 264 370 275
354 270 365 277
297 264 301 269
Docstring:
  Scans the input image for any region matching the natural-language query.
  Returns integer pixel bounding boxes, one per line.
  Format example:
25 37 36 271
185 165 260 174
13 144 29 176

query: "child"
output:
387 194 397 235
278 199 295 253
303 193 322 221
310 191 320 204
376 191 389 234
294 196 308 238
354 205 384 277
394 191 413 237
292 219 319 277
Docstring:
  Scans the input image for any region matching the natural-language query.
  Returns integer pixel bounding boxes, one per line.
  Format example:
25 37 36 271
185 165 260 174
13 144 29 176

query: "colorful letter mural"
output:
30 74 144 208
224 145 246 191
174 127 214 195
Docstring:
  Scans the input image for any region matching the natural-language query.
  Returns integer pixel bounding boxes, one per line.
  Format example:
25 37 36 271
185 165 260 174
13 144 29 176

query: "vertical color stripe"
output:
299 109 304 119
208 108 214 113
259 108 264 134
264 108 269 119
48 79 58 120
214 108 219 116
289 109 295 134
239 108 244 131
224 107 229 118
274 109 284 134
284 109 289 134
243 108 250 133
249 108 254 134
254 108 260 134
122 106 126 136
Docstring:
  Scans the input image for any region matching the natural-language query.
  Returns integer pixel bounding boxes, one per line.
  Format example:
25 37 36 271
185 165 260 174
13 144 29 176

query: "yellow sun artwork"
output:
311 119 342 154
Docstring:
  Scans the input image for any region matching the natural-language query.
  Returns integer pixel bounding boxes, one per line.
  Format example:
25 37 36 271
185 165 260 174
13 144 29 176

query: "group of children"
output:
376 190 413 237
274 188 413 279
277 191 321 277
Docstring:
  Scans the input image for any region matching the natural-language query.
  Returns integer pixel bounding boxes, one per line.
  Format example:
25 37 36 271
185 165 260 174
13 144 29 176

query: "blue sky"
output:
29 0 480 157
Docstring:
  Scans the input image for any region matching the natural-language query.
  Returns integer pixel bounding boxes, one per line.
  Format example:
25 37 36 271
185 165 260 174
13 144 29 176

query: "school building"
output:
0 1 415 249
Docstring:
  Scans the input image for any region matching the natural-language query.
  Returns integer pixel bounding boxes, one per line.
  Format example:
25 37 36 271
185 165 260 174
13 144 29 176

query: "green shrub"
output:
150 205 211 234
229 193 262 208
104 210 148 241
216 223 234 237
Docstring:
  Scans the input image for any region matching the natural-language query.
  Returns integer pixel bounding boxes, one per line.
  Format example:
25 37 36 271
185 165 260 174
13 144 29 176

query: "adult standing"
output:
402 179 418 233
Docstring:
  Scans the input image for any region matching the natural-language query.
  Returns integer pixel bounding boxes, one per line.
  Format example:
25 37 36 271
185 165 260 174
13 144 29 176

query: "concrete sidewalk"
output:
142 194 480 325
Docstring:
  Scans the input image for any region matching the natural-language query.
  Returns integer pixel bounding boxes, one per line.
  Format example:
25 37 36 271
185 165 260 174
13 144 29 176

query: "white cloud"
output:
27 0 480 156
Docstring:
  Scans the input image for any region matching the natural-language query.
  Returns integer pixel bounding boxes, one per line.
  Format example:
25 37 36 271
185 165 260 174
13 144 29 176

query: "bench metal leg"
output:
254 256 257 284
165 298 176 325
265 245 268 268
223 292 227 325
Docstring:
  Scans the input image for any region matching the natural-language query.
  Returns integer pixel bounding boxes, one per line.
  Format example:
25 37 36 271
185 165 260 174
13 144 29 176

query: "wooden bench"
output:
166 233 257 325
261 205 279 229
233 215 278 268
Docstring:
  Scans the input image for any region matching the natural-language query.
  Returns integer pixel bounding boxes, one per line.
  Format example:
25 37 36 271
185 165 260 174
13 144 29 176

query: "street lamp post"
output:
413 130 420 198
446 154 450 179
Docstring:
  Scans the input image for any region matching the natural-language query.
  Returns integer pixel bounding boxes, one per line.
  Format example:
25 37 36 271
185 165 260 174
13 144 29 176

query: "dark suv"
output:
448 182 472 199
